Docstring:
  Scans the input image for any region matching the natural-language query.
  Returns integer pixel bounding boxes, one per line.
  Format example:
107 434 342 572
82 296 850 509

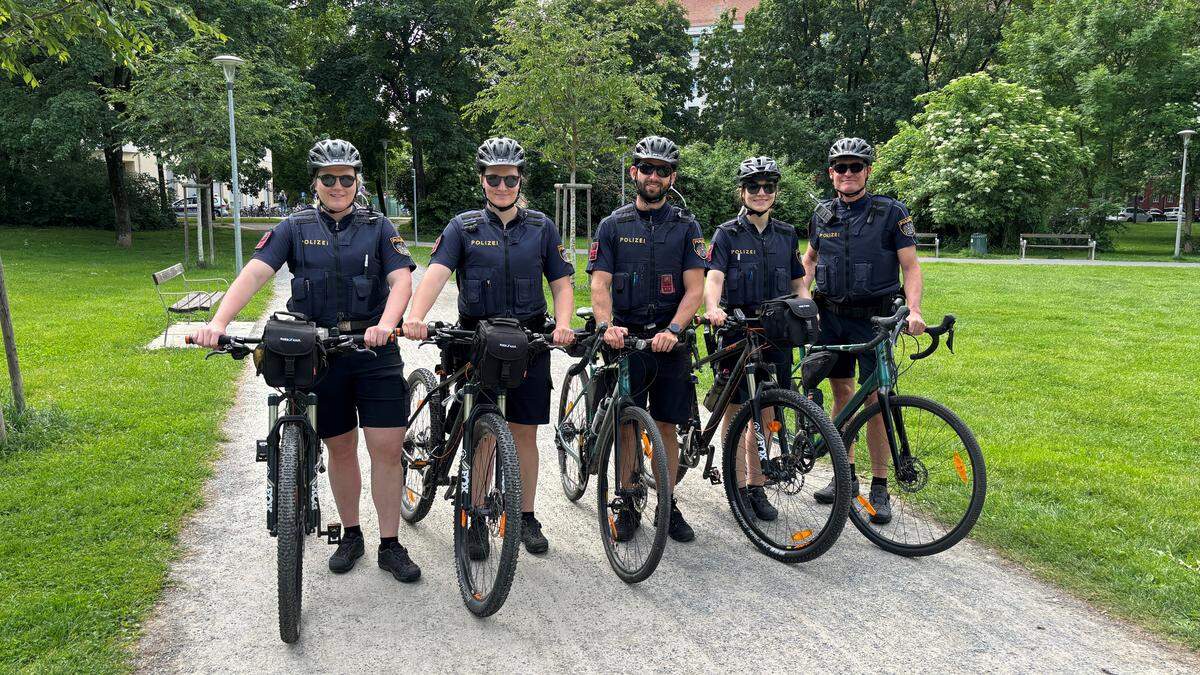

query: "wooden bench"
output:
915 232 940 257
151 263 229 345
1020 233 1096 260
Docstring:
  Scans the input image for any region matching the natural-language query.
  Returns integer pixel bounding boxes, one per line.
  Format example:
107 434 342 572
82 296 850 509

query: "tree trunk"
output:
103 143 132 249
0 252 25 422
155 154 168 214
205 182 216 265
197 178 212 267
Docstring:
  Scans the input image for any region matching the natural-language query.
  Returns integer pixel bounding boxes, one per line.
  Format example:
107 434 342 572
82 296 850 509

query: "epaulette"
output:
458 209 487 233
716 218 740 232
613 203 639 224
523 209 546 227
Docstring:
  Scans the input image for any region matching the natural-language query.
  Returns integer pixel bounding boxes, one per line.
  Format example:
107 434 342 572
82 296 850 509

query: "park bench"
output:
151 263 228 345
1019 233 1096 260
915 232 940 257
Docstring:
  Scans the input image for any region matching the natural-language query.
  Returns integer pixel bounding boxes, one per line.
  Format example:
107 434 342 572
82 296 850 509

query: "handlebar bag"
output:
471 318 530 389
255 313 326 388
759 296 820 347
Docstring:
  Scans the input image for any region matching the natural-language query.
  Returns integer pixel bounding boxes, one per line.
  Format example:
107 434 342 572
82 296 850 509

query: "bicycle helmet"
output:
737 156 781 183
827 137 875 165
308 139 362 175
632 135 680 168
475 137 526 173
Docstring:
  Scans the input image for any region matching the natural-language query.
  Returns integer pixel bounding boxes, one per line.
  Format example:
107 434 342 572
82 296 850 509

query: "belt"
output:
336 319 376 332
814 295 894 319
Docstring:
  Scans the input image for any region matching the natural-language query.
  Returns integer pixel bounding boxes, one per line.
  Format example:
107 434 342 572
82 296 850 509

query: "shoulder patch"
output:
692 237 706 258
254 231 271 250
898 216 916 237
589 241 599 262
558 244 571 264
706 243 715 261
391 235 410 257
431 235 442 255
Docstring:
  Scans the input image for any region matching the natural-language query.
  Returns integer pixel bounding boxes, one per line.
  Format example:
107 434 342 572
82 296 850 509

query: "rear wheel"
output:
401 369 443 524
597 405 670 583
555 368 591 501
453 412 523 616
276 423 305 643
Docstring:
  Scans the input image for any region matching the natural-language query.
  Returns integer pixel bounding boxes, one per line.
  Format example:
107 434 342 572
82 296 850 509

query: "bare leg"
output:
363 426 407 539
510 423 538 512
324 429 361 528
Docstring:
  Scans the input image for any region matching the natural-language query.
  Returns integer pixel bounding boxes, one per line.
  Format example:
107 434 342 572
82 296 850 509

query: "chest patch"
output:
619 236 646 245
391 235 410 257
660 274 675 295
471 239 500 247
302 239 329 246
818 232 840 239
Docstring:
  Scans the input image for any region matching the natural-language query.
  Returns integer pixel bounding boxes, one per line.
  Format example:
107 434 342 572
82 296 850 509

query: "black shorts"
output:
621 346 694 425
476 347 552 426
716 328 793 404
313 344 410 438
815 311 878 384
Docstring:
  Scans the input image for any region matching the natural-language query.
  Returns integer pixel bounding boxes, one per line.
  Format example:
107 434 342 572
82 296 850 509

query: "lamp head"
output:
211 54 245 83
1180 129 1197 144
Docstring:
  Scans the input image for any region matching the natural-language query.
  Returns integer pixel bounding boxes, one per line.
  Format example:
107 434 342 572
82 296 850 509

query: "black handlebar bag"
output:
254 312 326 388
759 296 820 348
470 318 530 390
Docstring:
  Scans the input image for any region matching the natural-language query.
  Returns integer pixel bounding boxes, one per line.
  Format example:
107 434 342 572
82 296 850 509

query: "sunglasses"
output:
743 182 777 195
635 163 674 178
484 174 521 188
831 162 866 175
317 174 357 188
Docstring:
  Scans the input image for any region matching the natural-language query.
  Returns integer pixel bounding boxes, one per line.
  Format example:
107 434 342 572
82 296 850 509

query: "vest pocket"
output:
853 262 873 294
815 263 828 290
463 278 486 316
349 275 376 316
515 276 535 305
773 268 790 298
612 272 632 311
724 267 742 305
287 276 324 323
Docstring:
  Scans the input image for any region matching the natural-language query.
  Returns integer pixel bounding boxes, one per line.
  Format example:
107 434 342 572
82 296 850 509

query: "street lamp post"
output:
411 166 418 242
616 135 629 204
1175 129 1195 259
380 138 389 216
213 54 245 271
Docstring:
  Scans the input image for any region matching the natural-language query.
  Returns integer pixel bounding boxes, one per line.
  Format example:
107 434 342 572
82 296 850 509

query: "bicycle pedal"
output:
705 468 722 485
255 440 269 462
321 523 342 544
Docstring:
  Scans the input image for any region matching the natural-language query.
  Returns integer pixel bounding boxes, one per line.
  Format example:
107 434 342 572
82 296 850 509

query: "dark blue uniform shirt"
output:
807 193 917 304
708 214 805 311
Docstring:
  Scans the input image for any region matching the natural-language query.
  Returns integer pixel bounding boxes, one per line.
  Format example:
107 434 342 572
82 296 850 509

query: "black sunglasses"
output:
317 174 357 188
636 162 674 178
743 182 777 195
484 174 521 188
831 162 866 175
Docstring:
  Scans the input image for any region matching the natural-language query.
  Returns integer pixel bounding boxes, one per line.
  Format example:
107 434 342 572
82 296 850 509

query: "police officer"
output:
588 135 707 543
703 156 808 523
192 139 422 582
801 137 926 524
403 137 575 556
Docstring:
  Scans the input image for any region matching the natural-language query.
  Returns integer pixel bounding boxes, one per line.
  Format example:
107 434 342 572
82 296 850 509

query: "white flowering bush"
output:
872 73 1086 248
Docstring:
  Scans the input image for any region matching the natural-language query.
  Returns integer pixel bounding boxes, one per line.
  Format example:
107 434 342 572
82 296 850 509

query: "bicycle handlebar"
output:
909 314 956 360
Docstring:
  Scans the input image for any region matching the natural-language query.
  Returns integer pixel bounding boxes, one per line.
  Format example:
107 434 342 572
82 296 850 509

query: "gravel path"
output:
135 267 1199 673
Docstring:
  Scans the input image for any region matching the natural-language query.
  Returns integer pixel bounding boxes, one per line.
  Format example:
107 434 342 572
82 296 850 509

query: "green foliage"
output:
872 73 1086 247
0 155 171 229
467 0 662 183
677 139 808 233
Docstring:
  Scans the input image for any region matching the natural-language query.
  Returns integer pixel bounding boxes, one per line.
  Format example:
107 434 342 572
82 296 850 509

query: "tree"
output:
871 73 1086 248
677 139 804 233
906 0 1013 91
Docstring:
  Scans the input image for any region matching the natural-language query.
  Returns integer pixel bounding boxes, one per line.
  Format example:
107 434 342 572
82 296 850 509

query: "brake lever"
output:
204 349 225 360
946 326 955 354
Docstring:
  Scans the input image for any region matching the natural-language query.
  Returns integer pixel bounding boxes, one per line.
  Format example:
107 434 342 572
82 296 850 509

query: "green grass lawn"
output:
0 227 267 672
932 221 1200 263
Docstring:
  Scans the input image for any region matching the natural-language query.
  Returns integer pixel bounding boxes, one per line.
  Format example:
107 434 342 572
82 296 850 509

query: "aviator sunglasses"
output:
743 182 777 195
636 162 674 178
317 174 357 188
831 162 866 175
484 174 521 188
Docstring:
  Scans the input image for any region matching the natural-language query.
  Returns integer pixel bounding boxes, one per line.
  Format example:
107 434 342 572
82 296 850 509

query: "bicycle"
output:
554 318 676 583
399 319 551 616
189 316 381 643
796 303 985 557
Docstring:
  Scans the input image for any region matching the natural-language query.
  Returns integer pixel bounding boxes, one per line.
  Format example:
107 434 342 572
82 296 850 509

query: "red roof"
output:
677 0 760 27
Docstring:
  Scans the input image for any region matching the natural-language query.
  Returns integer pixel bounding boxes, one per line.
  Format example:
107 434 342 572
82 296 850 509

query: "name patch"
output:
303 239 329 246
471 239 500 247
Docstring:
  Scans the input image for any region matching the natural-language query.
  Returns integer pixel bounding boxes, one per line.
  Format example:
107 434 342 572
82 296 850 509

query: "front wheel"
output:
453 412 523 617
722 388 851 563
597 405 670 583
842 395 985 556
555 367 591 501
276 422 305 643
401 368 444 524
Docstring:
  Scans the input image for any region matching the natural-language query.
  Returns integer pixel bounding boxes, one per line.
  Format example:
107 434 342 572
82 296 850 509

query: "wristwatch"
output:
667 322 683 336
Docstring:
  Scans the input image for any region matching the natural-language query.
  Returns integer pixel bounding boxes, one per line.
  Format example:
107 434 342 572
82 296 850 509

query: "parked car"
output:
173 196 230 218
1162 207 1188 221
1107 207 1154 223
1145 208 1164 221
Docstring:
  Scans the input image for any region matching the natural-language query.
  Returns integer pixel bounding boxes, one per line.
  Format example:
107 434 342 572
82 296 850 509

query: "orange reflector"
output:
953 452 968 483
498 513 507 538
608 515 617 540
460 509 468 527
767 420 782 433
416 398 424 409
791 530 813 542
565 402 575 415
473 592 483 600
641 432 652 458
857 494 877 516
411 460 428 468
406 488 417 503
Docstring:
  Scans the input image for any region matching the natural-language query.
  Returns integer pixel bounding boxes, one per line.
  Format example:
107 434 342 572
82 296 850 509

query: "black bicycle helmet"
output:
308 139 362 175
737 156 781 183
827 137 875 165
475 137 526 173
632 135 680 168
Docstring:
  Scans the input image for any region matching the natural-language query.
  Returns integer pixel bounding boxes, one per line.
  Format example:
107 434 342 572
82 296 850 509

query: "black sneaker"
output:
868 483 892 524
467 517 488 561
667 499 695 543
741 486 779 521
378 541 421 583
328 532 364 574
613 508 641 542
814 476 859 504
522 514 549 555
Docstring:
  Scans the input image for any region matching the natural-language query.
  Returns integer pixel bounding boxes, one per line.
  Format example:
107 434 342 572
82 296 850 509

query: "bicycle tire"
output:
555 367 591 501
842 395 986 557
722 388 851 563
597 405 671 583
453 412 523 617
401 368 444 524
276 422 305 643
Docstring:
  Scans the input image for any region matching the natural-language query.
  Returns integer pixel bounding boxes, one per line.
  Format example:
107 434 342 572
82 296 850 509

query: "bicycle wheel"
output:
401 368 444 524
597 405 670 583
276 422 305 643
453 412 523 617
723 388 851 563
555 367 590 501
842 395 985 556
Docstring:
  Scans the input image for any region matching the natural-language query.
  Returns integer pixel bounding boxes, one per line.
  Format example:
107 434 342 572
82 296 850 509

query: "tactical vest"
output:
606 203 696 327
811 195 902 304
716 215 797 310
286 206 389 327
452 208 551 321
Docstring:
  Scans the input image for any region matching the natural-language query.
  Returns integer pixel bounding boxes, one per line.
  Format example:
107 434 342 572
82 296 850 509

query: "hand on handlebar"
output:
190 322 227 349
906 310 927 336
364 324 394 348
651 330 678 353
603 324 628 349
704 307 727 327
402 318 428 341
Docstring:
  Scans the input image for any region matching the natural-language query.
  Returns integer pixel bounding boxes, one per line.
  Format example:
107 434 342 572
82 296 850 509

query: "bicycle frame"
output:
561 337 643 482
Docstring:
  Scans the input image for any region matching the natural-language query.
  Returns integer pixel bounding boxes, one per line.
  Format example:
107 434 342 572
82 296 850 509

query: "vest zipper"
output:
331 225 343 322
502 219 511 317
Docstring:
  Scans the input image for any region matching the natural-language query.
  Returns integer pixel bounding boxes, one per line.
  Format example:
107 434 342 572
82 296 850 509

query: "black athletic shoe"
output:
613 508 641 542
868 483 892 524
814 476 859 504
741 485 779 521
522 514 549 554
328 532 364 574
378 541 421 583
467 517 488 561
667 499 695 543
